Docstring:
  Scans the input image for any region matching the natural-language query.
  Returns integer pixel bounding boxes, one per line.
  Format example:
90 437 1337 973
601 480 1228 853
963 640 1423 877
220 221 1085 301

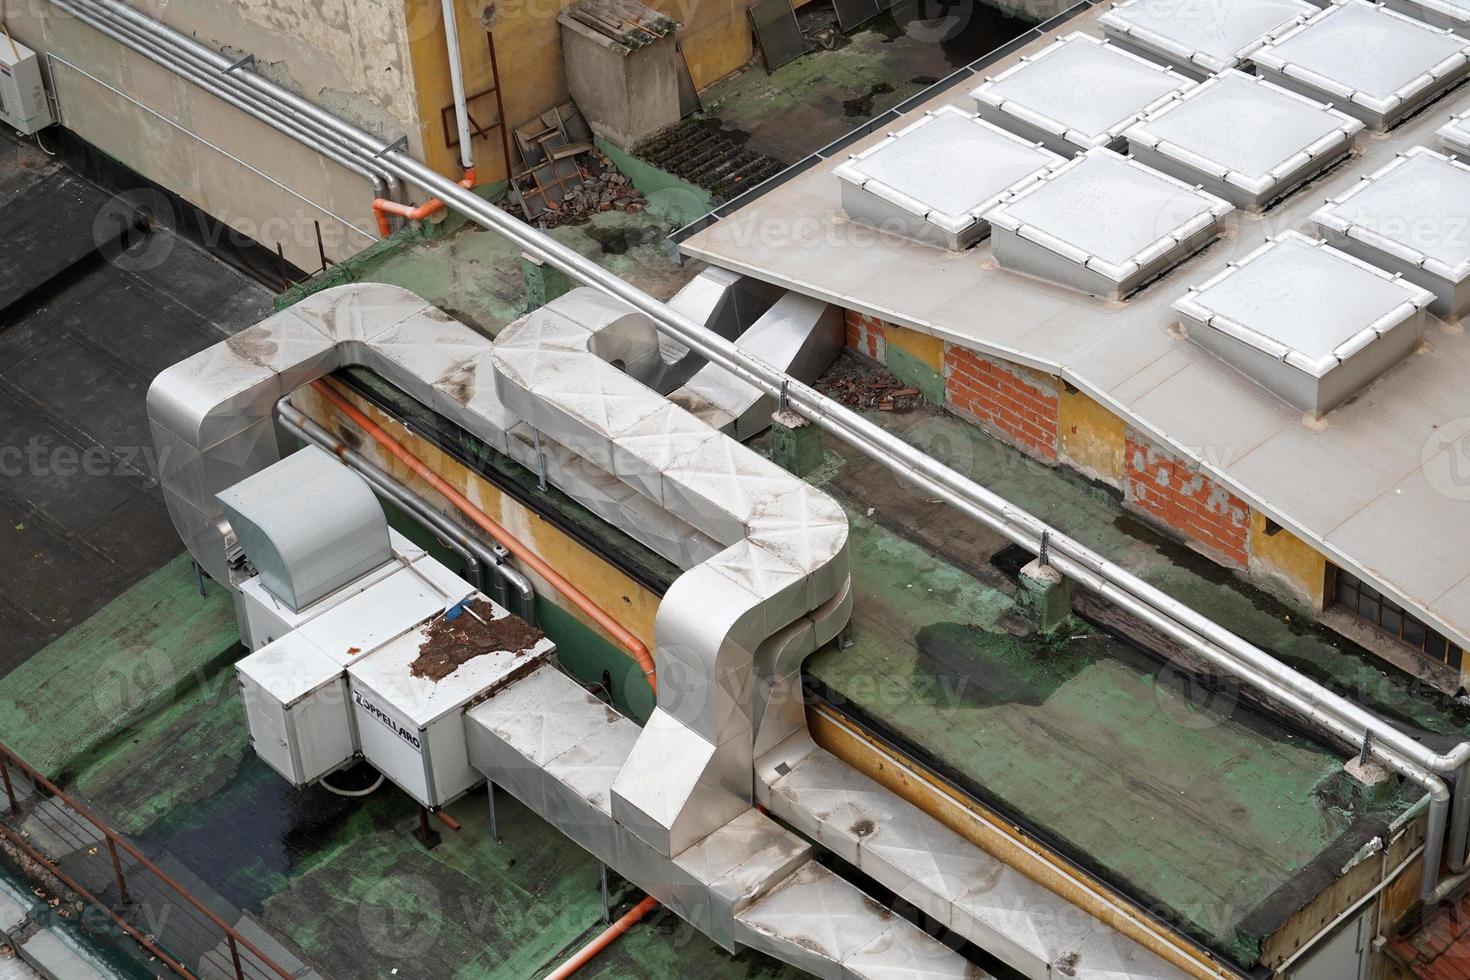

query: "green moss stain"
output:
595 137 714 227
883 345 945 405
808 501 1408 965
0 554 239 779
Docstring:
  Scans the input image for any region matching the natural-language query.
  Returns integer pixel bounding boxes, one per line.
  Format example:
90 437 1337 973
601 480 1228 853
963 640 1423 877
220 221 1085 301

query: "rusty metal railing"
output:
0 741 295 980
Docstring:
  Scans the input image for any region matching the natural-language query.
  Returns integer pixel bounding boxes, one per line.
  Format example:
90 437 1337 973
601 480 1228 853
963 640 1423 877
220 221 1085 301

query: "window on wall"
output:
1333 568 1463 671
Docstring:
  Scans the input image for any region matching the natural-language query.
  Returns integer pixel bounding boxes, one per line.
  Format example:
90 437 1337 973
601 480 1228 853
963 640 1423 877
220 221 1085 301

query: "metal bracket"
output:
1038 529 1050 568
1359 729 1373 766
532 428 548 491
222 53 255 74
374 135 410 159
778 379 790 414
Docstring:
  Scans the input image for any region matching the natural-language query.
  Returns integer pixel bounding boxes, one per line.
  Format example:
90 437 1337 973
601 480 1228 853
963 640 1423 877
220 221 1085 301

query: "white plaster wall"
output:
1 0 421 273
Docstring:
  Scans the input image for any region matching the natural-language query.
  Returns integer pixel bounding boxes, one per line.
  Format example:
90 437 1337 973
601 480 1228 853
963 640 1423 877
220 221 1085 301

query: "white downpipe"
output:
442 0 476 174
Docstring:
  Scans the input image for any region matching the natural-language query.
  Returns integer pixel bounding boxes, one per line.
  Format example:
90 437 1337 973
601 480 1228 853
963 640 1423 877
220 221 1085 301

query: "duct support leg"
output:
771 409 821 478
487 781 500 844
522 253 572 312
1018 557 1072 635
415 806 442 850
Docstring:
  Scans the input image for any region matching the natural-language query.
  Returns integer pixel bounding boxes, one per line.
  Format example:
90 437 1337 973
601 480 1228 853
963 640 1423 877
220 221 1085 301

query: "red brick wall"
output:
1125 436 1249 567
844 309 886 362
943 347 1059 461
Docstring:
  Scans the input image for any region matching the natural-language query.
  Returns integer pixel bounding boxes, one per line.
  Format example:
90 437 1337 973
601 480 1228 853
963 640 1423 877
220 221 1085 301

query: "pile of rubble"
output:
538 151 648 227
818 352 927 412
505 102 651 227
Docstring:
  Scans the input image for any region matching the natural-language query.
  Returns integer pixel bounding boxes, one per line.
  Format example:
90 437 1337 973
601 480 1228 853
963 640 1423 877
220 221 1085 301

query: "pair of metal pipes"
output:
53 0 1470 901
274 398 537 623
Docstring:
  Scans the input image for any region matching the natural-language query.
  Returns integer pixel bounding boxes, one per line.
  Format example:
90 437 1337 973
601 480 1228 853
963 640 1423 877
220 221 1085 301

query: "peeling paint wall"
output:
1249 511 1329 612
1057 386 1126 488
842 309 1351 634
5 0 421 272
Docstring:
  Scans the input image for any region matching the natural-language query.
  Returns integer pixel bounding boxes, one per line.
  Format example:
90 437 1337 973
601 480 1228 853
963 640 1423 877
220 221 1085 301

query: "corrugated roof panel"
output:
1313 145 1470 318
1125 70 1362 211
969 32 1196 156
833 106 1063 250
987 147 1232 299
1099 0 1315 77
1174 231 1433 412
1250 0 1470 130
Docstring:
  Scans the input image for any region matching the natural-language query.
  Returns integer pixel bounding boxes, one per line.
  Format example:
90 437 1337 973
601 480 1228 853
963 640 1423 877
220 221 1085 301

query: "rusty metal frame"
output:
436 30 513 179
0 742 295 980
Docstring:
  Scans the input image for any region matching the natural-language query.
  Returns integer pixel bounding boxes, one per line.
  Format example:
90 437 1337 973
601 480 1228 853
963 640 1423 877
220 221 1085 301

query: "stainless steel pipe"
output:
276 399 537 623
59 0 1470 897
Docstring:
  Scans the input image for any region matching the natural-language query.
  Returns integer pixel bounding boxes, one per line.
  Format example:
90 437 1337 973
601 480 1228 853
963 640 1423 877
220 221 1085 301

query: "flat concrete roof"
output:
681 1 1470 655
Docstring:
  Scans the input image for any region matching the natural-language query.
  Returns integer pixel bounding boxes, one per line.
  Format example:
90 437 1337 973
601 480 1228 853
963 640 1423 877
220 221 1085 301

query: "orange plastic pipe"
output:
545 897 660 980
309 380 657 693
373 170 476 238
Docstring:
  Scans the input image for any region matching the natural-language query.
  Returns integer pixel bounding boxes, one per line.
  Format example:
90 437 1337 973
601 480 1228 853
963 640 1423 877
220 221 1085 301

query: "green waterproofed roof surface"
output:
800 409 1460 968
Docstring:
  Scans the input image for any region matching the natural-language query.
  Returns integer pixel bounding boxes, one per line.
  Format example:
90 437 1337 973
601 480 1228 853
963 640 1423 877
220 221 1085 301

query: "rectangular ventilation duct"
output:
1174 231 1433 413
970 32 1196 156
1313 146 1470 319
1250 0 1470 131
1126 70 1362 212
1099 0 1315 78
834 106 1063 250
986 147 1232 300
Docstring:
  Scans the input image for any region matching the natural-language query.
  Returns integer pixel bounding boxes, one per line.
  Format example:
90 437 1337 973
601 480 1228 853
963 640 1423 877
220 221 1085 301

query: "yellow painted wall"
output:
1058 386 1127 488
885 323 945 372
1248 511 1329 612
402 0 758 185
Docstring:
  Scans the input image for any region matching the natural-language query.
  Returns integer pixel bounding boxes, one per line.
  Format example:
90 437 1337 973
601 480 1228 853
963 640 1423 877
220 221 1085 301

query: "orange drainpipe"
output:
546 897 660 979
309 380 658 694
372 170 477 238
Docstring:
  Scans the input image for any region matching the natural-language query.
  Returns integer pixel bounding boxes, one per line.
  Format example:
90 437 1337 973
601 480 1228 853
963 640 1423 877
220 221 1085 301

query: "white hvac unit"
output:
235 545 477 787
0 34 54 136
347 602 554 808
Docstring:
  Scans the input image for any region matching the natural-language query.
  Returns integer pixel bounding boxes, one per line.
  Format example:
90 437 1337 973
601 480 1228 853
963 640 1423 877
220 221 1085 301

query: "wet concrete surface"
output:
0 130 273 675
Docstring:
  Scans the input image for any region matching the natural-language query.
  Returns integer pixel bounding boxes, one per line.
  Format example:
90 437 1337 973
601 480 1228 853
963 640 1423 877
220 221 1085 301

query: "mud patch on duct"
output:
843 82 894 118
412 599 545 681
633 118 786 198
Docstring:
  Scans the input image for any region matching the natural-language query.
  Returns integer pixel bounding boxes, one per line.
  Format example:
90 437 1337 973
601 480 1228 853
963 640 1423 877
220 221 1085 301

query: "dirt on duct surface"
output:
411 600 545 681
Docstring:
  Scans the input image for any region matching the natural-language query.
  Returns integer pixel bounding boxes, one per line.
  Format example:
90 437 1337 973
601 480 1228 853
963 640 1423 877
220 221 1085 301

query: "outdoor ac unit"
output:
1 35 54 136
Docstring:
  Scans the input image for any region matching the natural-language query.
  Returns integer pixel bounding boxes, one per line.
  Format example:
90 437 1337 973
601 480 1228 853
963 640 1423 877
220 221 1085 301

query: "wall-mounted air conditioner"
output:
1 34 54 136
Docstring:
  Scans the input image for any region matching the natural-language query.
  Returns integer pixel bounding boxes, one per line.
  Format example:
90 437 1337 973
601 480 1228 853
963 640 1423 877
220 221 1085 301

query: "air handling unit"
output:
0 32 54 136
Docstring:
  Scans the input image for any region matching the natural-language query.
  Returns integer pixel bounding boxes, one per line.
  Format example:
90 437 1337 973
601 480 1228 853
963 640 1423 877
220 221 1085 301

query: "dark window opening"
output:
1333 568 1463 671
